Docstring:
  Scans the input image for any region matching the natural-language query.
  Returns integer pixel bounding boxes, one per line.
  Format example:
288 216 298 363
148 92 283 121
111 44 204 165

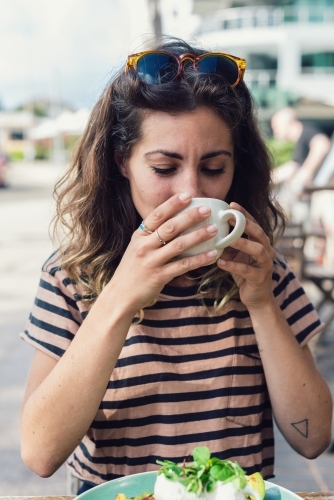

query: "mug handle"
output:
215 209 246 249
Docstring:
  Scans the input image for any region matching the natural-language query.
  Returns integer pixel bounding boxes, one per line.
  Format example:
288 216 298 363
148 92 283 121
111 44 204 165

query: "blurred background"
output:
1 0 334 495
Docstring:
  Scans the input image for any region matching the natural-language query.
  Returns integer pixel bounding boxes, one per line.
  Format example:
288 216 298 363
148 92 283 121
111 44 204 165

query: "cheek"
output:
218 171 235 200
127 169 171 216
216 169 235 197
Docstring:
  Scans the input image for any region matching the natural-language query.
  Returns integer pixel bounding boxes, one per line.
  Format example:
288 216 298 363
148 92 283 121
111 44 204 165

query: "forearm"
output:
20 284 136 476
249 298 332 457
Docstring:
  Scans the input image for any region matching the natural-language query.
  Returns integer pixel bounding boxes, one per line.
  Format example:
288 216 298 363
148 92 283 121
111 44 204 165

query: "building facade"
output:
193 0 334 114
0 111 35 160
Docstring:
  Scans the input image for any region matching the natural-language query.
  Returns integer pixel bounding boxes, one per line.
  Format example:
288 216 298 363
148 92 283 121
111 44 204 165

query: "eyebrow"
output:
144 149 232 160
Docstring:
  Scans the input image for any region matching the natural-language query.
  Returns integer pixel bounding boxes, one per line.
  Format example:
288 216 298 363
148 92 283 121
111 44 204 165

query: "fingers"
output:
138 194 217 247
140 223 218 271
229 202 257 224
229 202 272 252
132 221 219 287
164 248 219 278
217 202 275 280
160 222 218 259
140 192 193 234
158 204 212 244
217 232 275 283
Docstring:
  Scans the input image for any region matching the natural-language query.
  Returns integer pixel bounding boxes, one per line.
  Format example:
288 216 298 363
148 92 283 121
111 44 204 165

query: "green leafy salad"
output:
156 446 248 495
115 447 265 500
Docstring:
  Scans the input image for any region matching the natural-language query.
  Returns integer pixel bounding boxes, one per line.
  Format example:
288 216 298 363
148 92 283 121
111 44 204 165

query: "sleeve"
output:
272 251 324 346
20 254 85 360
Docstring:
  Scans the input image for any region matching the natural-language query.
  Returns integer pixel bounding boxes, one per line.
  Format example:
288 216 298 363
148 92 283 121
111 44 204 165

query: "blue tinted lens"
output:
137 53 178 84
197 55 238 84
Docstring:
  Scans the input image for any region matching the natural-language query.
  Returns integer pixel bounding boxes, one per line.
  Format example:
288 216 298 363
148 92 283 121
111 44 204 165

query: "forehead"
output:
138 107 234 149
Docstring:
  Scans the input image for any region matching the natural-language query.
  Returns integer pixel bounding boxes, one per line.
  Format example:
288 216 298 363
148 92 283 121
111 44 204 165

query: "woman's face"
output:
118 106 235 220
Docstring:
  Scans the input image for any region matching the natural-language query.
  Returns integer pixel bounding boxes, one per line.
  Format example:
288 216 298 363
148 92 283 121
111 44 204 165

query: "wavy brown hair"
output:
53 37 285 306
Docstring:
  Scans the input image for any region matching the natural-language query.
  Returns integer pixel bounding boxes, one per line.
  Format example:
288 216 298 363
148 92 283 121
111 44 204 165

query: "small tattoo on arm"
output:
291 419 308 438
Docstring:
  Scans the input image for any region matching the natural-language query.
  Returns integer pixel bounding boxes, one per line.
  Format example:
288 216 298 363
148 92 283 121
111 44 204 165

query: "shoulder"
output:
272 249 289 277
40 250 82 305
271 249 298 291
42 250 63 275
272 251 323 344
42 250 75 286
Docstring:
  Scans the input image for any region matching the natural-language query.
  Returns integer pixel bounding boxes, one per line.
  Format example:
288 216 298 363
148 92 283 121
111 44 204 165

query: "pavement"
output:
0 161 333 495
0 161 67 495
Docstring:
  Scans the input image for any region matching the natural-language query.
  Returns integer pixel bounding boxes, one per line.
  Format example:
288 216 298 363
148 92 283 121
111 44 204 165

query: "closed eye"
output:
150 166 226 176
151 167 176 175
202 167 226 176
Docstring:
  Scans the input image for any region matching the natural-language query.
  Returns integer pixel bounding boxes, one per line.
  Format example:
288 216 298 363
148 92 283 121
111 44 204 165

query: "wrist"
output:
246 294 278 316
101 281 140 318
247 298 293 345
89 282 138 331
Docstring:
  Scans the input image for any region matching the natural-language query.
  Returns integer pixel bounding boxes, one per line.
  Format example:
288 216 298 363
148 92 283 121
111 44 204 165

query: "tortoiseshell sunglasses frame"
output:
126 50 247 87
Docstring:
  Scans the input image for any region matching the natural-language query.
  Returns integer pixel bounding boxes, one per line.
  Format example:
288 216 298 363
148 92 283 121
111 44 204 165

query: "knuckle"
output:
151 209 164 224
258 246 267 258
132 236 151 259
255 225 263 239
198 252 210 265
244 265 253 276
164 220 176 235
179 256 191 270
186 208 198 224
135 245 148 259
172 238 185 252
153 266 164 281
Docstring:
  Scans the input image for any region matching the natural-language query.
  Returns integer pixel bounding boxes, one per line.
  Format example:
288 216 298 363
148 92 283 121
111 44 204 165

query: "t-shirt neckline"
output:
160 283 200 298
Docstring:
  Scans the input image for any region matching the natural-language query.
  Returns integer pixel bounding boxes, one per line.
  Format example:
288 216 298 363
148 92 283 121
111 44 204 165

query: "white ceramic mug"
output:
176 198 246 260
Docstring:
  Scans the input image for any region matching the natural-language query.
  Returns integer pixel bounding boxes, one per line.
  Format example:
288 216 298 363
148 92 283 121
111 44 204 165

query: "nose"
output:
179 169 203 198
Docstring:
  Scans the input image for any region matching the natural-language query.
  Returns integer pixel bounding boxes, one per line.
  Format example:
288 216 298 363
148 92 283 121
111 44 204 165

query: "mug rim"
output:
189 197 228 204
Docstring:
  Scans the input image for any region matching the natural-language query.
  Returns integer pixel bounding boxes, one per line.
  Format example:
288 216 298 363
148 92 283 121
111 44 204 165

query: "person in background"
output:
271 108 334 266
271 107 331 218
19 38 332 493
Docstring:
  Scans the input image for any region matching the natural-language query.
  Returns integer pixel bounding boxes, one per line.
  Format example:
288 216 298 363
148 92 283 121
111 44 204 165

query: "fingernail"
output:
199 205 210 215
206 224 217 233
206 250 217 258
179 192 191 201
219 259 227 266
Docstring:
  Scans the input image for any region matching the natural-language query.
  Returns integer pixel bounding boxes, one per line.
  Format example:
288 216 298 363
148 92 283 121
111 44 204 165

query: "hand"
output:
107 193 219 314
217 202 276 310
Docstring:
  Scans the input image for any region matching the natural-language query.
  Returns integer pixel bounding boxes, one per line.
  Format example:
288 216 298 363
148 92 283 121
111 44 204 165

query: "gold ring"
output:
155 229 166 245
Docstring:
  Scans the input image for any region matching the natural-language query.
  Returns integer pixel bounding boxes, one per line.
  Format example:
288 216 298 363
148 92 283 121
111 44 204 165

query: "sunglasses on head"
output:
126 50 247 87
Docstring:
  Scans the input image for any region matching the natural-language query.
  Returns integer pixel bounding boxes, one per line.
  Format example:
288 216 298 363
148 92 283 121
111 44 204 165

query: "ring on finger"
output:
155 229 167 246
139 220 153 234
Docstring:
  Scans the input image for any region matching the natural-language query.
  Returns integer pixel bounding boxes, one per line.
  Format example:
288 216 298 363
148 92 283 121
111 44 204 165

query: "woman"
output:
20 38 332 490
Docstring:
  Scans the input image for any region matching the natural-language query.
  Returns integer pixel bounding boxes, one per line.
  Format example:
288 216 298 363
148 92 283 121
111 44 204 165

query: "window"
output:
10 130 24 140
249 54 278 70
301 52 334 74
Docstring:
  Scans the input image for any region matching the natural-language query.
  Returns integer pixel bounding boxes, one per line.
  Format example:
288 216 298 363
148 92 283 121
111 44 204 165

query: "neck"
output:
168 267 209 287
168 275 198 287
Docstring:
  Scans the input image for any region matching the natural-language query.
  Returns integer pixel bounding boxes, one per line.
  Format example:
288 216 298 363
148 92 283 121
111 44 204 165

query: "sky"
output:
0 0 199 111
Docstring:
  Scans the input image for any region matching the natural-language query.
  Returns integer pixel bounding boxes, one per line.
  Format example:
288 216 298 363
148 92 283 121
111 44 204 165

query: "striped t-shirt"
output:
21 251 322 484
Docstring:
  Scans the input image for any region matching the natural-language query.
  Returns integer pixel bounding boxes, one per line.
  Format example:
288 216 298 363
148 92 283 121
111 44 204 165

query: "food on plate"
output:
115 447 265 500
115 494 154 500
247 473 266 500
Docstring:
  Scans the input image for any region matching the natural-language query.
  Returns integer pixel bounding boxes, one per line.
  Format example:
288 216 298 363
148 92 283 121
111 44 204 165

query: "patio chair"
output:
276 189 334 337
